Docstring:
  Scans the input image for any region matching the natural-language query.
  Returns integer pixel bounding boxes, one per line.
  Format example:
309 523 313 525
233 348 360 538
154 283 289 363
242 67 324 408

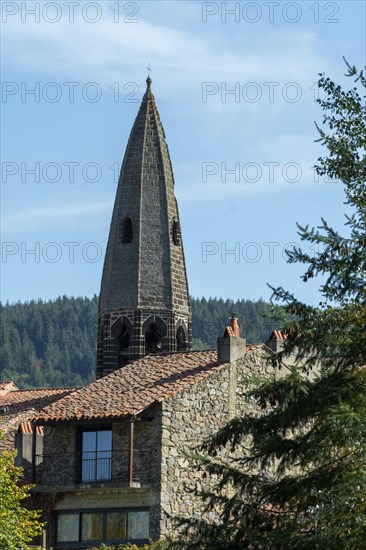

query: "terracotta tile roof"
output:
37 346 266 424
37 350 227 423
246 344 264 353
0 387 77 451
0 387 77 413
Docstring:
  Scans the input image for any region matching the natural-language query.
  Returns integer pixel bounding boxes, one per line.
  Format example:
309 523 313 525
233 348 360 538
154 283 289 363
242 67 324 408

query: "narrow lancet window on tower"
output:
172 219 180 246
120 217 133 244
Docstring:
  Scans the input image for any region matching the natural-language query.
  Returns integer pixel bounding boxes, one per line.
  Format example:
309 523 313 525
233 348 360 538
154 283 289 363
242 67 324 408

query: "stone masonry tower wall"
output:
96 77 191 378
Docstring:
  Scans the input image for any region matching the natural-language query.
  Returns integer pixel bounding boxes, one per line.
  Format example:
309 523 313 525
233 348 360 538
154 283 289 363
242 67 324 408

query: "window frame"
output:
56 507 150 547
78 426 113 483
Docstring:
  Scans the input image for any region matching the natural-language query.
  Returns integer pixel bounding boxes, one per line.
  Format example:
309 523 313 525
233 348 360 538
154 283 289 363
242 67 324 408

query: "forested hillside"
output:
0 296 276 389
191 297 276 349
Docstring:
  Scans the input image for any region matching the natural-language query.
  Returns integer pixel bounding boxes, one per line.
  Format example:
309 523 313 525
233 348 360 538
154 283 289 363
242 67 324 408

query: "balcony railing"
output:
34 449 152 487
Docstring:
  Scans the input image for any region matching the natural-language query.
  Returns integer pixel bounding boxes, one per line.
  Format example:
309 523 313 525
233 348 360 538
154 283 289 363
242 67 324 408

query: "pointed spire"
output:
96 75 192 377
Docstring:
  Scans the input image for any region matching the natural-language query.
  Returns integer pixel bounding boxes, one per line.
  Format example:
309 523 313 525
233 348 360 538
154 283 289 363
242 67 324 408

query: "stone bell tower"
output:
96 76 192 378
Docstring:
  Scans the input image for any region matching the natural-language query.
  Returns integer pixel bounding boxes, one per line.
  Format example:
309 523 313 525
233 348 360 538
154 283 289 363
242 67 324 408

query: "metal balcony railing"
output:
34 449 152 486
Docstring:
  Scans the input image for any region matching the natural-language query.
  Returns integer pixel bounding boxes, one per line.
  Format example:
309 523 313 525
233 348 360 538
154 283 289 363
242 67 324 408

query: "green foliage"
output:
0 295 275 389
0 295 98 388
178 61 366 549
192 338 209 350
90 539 174 549
0 432 44 549
191 296 276 349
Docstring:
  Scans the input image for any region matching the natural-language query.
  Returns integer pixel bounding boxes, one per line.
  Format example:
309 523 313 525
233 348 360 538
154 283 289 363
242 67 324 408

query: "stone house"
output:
1 332 284 547
0 76 289 548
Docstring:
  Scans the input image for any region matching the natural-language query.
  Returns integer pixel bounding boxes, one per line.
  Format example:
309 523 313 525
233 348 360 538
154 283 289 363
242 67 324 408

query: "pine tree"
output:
179 60 366 549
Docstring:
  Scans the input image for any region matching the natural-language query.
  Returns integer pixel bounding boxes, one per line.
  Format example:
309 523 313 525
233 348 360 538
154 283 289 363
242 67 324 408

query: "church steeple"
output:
96 77 192 378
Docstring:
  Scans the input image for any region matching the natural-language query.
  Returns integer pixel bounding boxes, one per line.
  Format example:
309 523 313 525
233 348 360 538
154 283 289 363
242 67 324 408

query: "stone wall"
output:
38 410 163 546
112 408 163 493
35 347 288 544
159 347 275 533
99 85 190 317
41 425 77 487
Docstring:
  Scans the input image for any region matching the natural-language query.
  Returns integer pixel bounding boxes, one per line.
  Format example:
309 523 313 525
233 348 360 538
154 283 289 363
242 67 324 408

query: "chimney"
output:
217 314 246 364
265 329 287 353
0 381 18 397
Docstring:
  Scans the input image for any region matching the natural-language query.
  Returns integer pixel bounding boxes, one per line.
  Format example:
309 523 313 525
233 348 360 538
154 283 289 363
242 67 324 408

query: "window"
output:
128 510 150 539
117 324 130 352
57 509 149 545
145 323 162 353
57 513 79 542
111 317 132 366
119 217 133 244
107 512 127 540
117 326 130 366
81 513 103 541
176 326 187 351
172 219 180 246
80 428 112 482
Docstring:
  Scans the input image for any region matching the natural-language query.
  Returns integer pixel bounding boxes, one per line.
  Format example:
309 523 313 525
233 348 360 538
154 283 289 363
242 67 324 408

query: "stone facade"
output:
30 344 279 548
37 407 163 546
159 346 276 530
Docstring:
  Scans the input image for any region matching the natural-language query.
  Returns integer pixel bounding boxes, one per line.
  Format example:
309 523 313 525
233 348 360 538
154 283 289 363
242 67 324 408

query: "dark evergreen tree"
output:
0 296 99 388
191 297 276 348
178 60 366 549
1 295 276 389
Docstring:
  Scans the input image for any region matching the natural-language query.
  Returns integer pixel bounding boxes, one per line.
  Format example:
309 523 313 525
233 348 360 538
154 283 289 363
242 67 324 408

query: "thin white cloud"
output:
176 161 335 204
174 129 328 203
2 6 328 93
2 200 111 234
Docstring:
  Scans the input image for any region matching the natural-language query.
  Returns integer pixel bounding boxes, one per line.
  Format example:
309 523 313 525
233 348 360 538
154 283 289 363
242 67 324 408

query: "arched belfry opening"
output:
117 325 130 352
120 217 133 244
145 323 162 353
111 316 133 367
176 326 187 351
143 316 167 354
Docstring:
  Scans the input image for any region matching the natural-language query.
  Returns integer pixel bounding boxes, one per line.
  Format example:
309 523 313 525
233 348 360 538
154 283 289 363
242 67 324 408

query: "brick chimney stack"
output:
217 313 246 364
265 330 288 352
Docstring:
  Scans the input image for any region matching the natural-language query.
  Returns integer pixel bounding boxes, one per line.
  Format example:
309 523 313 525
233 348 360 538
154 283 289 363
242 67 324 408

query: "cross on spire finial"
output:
146 62 152 90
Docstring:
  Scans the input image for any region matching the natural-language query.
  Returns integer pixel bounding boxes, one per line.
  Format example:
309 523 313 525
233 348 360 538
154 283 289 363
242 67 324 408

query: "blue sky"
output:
1 0 365 306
